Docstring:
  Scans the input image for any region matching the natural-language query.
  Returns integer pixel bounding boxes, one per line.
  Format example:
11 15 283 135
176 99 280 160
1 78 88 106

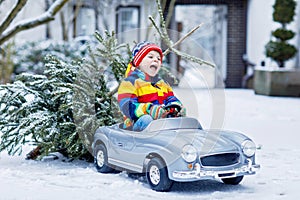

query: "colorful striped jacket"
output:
117 64 182 127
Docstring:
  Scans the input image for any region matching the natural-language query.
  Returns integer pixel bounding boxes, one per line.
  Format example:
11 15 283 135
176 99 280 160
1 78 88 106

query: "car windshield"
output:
144 117 202 132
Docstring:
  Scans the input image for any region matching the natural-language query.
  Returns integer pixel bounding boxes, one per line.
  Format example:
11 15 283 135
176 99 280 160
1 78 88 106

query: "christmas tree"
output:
0 56 81 158
72 31 129 157
0 31 130 160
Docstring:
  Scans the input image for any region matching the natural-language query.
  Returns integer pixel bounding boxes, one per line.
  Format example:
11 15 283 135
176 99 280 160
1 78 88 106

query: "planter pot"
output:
254 67 300 97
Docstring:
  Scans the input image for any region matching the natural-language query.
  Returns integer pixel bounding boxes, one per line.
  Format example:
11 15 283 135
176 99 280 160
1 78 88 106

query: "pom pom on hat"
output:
131 41 163 67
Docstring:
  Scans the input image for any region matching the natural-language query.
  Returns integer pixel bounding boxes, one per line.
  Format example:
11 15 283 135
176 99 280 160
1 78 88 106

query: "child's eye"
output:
147 54 161 61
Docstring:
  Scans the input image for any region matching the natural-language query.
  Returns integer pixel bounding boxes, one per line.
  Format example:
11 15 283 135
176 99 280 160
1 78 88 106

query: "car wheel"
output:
94 144 113 173
146 157 173 192
221 176 244 185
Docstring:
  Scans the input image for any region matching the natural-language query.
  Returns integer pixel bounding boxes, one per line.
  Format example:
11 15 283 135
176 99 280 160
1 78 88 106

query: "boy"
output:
117 41 186 131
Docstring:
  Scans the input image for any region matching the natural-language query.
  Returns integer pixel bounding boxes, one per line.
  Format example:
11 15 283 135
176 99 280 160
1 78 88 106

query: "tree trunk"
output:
60 12 68 41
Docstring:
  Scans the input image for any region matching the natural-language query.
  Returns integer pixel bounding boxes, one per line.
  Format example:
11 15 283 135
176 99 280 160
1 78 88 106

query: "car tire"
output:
221 176 244 185
146 157 173 192
94 144 113 173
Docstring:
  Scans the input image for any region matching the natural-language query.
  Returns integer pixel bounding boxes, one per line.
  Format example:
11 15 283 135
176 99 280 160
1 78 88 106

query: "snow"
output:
1 88 300 200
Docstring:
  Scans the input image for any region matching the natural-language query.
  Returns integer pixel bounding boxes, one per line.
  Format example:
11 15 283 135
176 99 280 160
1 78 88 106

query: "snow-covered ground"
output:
1 88 300 200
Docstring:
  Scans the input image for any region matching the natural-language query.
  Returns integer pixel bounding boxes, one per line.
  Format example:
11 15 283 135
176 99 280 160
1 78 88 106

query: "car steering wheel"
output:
163 104 182 118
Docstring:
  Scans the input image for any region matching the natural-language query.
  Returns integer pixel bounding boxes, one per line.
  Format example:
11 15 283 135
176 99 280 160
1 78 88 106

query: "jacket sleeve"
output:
117 79 152 121
163 81 183 106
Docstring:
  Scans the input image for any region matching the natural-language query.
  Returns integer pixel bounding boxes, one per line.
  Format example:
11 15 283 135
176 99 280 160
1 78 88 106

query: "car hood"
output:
141 118 245 154
148 129 242 155
190 130 240 155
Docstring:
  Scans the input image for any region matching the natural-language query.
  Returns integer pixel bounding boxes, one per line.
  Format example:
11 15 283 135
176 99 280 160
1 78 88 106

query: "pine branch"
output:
155 0 173 47
165 0 176 28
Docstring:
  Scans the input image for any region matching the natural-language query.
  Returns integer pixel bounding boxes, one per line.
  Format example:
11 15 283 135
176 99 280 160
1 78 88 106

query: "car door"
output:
107 129 143 172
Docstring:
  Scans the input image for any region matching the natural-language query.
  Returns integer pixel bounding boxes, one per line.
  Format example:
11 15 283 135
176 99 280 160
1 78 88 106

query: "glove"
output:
166 102 187 117
149 105 167 119
179 106 187 117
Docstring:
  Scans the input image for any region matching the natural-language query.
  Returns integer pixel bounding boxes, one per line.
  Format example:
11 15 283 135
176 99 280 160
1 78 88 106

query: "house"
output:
1 0 299 88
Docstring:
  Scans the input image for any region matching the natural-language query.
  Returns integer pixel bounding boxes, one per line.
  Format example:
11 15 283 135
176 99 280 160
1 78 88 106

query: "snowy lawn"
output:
1 89 300 200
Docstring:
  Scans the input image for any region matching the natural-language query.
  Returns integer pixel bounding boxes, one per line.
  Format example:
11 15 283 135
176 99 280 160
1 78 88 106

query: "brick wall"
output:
172 0 248 88
226 0 247 87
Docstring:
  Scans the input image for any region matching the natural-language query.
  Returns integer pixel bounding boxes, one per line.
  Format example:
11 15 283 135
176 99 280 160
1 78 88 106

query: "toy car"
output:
92 105 260 191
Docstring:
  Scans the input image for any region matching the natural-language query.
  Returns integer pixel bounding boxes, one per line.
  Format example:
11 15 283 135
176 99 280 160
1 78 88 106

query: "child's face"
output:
139 50 162 77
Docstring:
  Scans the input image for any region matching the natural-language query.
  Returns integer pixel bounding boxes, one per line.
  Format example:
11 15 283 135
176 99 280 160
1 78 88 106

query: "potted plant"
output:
254 0 300 97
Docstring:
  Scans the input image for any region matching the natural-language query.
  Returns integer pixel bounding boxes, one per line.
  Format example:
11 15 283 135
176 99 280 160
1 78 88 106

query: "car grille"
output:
200 153 240 167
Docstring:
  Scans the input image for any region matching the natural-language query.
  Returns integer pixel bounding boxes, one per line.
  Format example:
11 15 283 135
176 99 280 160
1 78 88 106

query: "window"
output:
116 6 140 43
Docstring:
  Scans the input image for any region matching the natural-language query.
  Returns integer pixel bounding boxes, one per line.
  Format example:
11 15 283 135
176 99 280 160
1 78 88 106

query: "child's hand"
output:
179 106 187 117
149 105 167 119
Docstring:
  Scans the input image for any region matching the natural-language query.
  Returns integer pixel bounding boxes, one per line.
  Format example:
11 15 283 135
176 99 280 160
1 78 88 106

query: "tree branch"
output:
0 0 6 7
97 85 119 103
163 23 204 56
169 46 216 67
149 0 216 68
0 0 69 45
0 0 28 35
67 0 83 38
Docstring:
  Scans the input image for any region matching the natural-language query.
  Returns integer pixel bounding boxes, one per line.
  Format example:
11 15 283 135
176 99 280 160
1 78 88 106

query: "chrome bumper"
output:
173 159 260 180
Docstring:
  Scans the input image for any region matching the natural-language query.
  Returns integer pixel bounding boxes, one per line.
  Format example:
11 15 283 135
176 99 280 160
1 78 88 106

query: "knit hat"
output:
131 41 163 67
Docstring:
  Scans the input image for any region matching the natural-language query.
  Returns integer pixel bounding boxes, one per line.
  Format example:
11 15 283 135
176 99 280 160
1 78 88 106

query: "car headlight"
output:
242 140 256 157
181 144 197 163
